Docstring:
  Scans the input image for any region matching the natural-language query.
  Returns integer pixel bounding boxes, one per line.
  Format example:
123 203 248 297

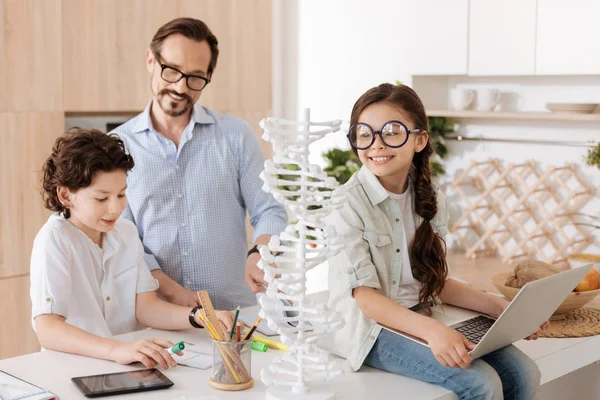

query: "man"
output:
113 18 287 310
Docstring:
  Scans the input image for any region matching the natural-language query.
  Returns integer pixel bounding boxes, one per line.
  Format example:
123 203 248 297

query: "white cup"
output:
476 89 501 111
450 88 475 111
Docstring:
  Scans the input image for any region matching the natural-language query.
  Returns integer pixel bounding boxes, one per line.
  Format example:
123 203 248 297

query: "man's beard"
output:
157 89 194 117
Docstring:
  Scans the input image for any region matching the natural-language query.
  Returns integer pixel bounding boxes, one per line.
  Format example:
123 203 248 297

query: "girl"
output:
323 84 547 400
30 128 233 370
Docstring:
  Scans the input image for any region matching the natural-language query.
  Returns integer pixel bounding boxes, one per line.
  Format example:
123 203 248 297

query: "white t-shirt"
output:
387 184 421 306
30 214 159 338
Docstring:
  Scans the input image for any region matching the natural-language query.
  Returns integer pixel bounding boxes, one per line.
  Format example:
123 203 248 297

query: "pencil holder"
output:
208 339 254 391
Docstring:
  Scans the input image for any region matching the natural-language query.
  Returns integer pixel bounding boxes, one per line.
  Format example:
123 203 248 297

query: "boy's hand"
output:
108 338 182 369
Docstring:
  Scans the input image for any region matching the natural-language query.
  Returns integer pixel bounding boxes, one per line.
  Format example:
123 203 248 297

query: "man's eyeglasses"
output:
347 120 422 150
156 57 210 91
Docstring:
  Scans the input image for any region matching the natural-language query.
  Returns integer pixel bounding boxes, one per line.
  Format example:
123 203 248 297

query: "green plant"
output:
427 116 454 177
586 143 600 170
322 148 362 185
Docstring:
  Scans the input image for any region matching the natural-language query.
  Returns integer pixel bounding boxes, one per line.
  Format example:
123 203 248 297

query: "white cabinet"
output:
468 0 536 76
407 0 468 75
536 0 600 75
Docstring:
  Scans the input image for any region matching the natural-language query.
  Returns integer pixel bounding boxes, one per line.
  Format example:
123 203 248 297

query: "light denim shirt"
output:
320 166 449 371
113 103 287 310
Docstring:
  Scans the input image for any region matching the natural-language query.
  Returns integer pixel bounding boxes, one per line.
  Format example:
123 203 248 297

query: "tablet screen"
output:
72 368 173 397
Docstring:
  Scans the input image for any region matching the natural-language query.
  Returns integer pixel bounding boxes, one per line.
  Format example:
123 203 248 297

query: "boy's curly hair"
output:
41 127 134 218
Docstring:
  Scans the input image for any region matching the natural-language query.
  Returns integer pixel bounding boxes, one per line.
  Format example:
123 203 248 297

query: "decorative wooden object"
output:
450 160 595 265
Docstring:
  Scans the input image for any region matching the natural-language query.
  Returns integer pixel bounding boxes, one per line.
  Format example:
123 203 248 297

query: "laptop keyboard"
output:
453 315 496 344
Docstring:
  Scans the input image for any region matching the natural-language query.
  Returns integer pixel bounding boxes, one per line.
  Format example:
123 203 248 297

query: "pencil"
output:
242 317 262 341
230 306 240 340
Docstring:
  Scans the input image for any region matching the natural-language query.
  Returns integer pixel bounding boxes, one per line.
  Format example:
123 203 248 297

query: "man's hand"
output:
245 252 267 293
151 270 199 307
167 287 199 307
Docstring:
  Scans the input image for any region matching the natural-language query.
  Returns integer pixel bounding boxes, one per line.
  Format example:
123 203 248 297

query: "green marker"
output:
167 341 185 355
251 342 268 352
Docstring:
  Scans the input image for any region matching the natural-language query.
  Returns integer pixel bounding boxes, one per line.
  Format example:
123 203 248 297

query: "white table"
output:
1 325 600 400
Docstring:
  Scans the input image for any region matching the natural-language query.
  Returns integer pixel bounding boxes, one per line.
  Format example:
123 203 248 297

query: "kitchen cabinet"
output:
536 0 600 75
407 0 469 75
0 0 62 111
0 112 63 278
0 276 40 358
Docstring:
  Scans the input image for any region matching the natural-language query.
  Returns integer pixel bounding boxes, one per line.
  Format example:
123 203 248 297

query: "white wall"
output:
275 0 414 166
274 1 600 292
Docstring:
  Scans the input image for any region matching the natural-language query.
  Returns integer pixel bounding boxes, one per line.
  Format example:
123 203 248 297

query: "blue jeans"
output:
364 329 540 400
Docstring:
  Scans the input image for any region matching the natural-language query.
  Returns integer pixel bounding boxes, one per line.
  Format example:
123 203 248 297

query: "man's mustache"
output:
159 89 192 103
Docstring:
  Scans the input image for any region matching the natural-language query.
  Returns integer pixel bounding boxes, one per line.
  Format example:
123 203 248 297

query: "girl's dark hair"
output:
350 83 448 312
150 17 219 78
41 128 135 219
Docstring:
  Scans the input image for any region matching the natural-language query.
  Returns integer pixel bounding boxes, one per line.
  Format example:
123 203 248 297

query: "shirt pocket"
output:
362 231 392 247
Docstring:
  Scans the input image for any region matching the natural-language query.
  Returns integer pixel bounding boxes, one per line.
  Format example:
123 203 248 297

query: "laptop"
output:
380 265 594 359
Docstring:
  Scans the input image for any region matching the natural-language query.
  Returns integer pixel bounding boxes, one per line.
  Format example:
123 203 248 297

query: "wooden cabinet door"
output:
0 0 62 111
536 0 600 75
406 0 469 75
0 113 63 279
0 275 40 358
468 0 536 76
62 0 179 112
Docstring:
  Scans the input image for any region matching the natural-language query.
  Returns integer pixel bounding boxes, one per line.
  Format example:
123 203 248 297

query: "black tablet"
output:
71 368 174 398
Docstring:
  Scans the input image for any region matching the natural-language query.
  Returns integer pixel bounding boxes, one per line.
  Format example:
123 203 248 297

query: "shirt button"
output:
106 296 111 301
178 193 183 198
347 268 353 275
183 251 189 256
175 165 180 170
370 335 375 340
185 280 192 286
180 223 186 227
46 297 51 303
396 218 400 222
392 280 397 285
396 248 400 253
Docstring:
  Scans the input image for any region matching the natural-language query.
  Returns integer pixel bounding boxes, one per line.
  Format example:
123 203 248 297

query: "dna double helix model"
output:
258 109 347 399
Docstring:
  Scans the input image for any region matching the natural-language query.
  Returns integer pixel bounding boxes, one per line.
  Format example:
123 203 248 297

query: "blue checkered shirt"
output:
112 103 287 310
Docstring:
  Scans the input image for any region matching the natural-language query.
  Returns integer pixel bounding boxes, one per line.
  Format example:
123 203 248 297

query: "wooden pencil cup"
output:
208 339 254 391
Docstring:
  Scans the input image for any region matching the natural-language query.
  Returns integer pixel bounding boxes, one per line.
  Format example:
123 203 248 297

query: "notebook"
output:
171 341 213 370
0 370 58 400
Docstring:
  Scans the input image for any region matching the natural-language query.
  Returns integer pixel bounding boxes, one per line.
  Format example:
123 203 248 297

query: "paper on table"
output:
0 370 58 400
171 341 213 370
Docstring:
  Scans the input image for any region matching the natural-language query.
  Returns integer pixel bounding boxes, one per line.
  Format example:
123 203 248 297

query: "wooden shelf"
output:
427 109 600 122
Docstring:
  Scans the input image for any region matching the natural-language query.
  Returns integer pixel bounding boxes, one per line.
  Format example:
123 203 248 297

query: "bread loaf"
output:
505 260 562 289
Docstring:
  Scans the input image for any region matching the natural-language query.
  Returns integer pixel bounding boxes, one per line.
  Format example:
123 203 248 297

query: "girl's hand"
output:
489 294 549 340
108 338 181 369
525 320 550 340
424 322 475 369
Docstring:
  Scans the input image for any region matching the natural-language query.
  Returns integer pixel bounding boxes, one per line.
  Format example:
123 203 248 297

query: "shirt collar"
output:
131 101 216 134
357 166 389 206
357 165 416 206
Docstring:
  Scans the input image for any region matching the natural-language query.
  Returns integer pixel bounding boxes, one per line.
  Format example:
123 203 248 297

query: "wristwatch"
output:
189 305 204 329
247 245 259 257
